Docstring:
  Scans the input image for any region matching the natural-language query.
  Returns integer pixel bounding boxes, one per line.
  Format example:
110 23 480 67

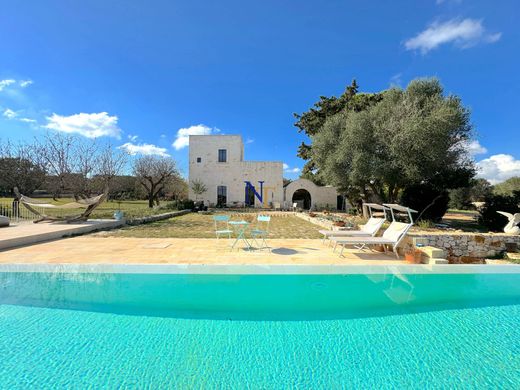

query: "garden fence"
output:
0 200 49 223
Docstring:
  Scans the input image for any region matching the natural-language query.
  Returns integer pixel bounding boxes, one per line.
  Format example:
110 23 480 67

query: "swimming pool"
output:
1 265 519 388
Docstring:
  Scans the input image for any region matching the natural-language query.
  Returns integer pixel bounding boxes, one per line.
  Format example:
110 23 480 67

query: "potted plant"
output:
404 245 423 263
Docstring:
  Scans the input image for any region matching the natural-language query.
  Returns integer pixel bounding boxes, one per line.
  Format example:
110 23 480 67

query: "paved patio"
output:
0 236 404 265
0 220 124 251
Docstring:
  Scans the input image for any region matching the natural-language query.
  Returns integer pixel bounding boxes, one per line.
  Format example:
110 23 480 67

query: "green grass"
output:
103 212 323 239
446 209 479 215
0 197 169 220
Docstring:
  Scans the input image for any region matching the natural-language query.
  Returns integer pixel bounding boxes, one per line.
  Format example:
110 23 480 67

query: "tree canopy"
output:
133 155 180 208
494 177 520 196
297 78 476 208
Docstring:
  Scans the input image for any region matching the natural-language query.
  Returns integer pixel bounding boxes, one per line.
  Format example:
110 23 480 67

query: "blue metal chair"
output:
251 215 271 251
213 215 233 239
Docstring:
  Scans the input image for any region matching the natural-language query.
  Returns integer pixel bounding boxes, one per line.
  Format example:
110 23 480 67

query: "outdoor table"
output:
229 220 252 250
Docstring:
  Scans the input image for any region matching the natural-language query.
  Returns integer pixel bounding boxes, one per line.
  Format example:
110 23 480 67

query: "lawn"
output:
102 212 323 239
0 197 169 220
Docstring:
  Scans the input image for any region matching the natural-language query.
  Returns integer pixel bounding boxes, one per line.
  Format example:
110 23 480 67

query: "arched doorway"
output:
292 189 312 210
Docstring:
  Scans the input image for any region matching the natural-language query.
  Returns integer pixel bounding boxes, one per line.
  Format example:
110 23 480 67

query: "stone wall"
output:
405 232 520 262
126 210 191 226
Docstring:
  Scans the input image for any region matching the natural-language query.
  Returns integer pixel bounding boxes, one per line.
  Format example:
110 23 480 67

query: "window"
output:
218 149 227 163
217 186 227 206
196 157 201 163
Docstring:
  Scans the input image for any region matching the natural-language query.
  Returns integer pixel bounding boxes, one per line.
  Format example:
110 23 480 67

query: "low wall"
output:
406 232 520 262
295 213 335 229
126 210 191 226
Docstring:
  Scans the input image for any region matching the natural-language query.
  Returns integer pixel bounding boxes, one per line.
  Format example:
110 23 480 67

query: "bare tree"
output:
95 143 128 195
190 179 207 202
133 156 180 208
166 176 189 200
0 139 46 197
72 138 98 197
37 132 75 199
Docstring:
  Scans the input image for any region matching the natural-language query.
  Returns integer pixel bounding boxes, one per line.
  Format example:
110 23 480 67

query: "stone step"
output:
506 252 520 261
428 258 449 264
417 246 445 259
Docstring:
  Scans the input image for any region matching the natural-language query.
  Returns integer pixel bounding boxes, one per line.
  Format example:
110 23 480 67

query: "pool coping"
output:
1 263 519 275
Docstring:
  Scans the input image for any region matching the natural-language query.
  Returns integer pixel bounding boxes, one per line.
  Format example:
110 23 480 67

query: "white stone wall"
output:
189 135 283 207
284 179 340 210
405 232 520 261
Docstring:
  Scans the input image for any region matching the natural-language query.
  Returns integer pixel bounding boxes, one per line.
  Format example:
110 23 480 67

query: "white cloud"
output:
2 108 17 119
245 138 254 144
283 163 301 174
389 73 403 87
172 124 220 150
464 140 487 156
436 0 463 4
2 108 37 125
44 112 122 139
405 18 501 54
0 79 16 91
476 154 520 184
19 80 33 88
127 134 139 142
119 142 170 157
19 117 37 123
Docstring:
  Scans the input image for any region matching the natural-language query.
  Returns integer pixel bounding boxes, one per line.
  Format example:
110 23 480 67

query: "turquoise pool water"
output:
1 270 519 388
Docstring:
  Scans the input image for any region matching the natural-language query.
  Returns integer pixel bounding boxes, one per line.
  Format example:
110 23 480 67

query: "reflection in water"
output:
0 271 518 321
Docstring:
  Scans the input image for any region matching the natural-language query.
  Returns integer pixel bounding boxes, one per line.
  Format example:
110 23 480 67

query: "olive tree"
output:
133 155 180 208
310 78 475 208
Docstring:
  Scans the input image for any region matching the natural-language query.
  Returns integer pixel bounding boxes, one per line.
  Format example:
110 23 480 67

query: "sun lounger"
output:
331 221 413 258
319 217 385 243
319 204 388 244
330 204 417 259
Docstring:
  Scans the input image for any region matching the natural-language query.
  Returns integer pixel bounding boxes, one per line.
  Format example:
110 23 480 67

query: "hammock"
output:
14 187 108 223
16 193 105 209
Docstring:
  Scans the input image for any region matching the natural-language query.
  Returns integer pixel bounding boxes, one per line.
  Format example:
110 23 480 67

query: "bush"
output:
449 187 471 210
478 191 520 232
165 199 195 211
400 184 449 222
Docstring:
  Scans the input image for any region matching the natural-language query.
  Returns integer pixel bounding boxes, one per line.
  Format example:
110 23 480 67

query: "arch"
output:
292 188 312 210
284 178 340 210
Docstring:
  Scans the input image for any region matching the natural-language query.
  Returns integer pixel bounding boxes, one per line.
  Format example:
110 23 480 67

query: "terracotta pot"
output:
405 253 415 263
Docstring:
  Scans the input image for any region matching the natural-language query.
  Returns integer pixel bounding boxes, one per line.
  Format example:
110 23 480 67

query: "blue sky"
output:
1 0 519 182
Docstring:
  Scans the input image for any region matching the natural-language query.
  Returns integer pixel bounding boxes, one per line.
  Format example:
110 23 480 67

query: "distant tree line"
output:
0 133 188 208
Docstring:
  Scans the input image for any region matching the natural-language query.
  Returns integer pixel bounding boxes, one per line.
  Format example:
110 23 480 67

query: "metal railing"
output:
0 201 43 223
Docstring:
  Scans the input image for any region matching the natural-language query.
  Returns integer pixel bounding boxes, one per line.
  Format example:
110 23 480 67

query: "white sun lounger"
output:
330 221 413 259
319 203 389 244
319 217 386 243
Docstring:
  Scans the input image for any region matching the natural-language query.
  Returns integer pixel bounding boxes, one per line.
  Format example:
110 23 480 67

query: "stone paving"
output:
0 236 404 265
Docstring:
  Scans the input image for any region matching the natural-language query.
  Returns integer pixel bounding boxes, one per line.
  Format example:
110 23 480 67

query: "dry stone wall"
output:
405 232 520 262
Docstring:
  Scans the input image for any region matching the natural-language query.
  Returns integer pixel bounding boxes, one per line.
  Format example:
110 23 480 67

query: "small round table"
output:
229 220 252 250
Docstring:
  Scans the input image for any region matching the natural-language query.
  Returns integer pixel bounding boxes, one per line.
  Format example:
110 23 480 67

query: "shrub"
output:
478 191 520 232
165 199 195 211
449 187 471 210
400 184 449 222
